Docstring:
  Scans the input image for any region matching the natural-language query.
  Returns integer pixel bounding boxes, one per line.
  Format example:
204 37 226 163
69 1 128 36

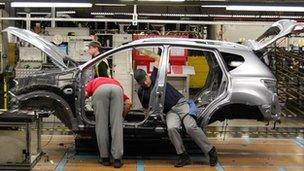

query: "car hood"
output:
244 20 304 51
2 27 68 70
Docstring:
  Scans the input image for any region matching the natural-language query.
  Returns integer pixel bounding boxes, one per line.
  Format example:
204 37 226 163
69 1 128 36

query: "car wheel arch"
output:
12 89 78 131
202 103 265 126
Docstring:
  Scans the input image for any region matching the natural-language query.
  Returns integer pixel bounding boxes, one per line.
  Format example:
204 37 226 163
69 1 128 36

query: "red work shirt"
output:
85 77 129 102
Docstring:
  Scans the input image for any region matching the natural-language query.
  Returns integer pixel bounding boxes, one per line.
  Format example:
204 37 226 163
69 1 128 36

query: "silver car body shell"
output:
4 24 284 130
80 38 280 127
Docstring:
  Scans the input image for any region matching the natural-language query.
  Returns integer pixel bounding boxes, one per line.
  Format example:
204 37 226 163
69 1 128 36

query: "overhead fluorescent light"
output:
279 15 302 19
162 13 185 17
91 12 114 16
57 11 76 14
260 15 279 18
17 12 51 15
17 11 76 15
226 5 304 12
90 12 303 20
115 12 133 16
95 3 127 7
91 12 133 16
140 13 162 16
185 14 209 17
0 3 5 5
138 0 185 2
209 14 232 18
201 5 227 8
11 2 92 8
232 15 259 18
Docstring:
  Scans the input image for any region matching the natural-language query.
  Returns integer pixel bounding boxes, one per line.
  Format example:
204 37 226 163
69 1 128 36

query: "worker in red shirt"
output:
85 77 131 168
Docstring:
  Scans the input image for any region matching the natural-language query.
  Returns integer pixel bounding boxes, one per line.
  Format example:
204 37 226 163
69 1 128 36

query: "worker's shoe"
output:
113 159 123 168
174 152 190 167
208 146 218 167
98 158 111 166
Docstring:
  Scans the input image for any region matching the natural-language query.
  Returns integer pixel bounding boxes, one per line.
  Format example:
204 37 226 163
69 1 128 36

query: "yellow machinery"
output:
188 56 209 89
0 43 17 112
0 76 8 112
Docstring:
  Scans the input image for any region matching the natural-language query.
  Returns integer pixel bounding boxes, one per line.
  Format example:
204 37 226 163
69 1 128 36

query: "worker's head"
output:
134 69 152 88
88 41 102 57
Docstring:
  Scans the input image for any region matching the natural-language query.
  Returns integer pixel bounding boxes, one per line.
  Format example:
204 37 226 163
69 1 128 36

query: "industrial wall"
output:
212 24 270 42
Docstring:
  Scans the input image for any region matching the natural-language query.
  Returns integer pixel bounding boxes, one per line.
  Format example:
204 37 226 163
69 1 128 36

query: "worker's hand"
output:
123 99 132 118
138 49 160 68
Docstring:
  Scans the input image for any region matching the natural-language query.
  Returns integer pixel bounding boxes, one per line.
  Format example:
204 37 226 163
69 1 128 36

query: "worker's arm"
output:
123 96 132 118
85 80 93 97
139 49 160 68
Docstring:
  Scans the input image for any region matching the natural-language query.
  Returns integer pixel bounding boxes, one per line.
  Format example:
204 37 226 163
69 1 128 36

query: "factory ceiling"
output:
0 0 303 24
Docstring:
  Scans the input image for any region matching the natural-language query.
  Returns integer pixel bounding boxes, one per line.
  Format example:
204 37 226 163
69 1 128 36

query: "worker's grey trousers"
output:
92 84 124 159
166 98 213 155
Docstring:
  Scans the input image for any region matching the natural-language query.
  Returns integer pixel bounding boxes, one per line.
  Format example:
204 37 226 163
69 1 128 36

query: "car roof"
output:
128 37 252 53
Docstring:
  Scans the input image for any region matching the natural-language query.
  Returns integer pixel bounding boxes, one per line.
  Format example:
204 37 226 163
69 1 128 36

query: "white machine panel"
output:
68 36 92 62
45 27 90 36
19 47 43 61
112 34 133 100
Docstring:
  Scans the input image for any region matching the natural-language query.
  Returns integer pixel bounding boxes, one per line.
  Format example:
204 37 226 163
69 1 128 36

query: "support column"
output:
51 7 56 28
26 12 30 30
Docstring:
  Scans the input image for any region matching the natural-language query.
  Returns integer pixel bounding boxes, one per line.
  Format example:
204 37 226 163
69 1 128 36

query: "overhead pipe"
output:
0 17 273 26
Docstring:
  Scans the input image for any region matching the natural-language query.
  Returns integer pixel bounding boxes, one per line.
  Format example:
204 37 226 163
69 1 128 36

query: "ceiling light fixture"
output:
201 5 227 8
140 13 162 16
11 2 92 8
138 0 185 2
95 3 127 7
17 12 51 15
56 11 76 14
279 15 302 19
91 12 114 16
226 5 304 12
90 12 304 19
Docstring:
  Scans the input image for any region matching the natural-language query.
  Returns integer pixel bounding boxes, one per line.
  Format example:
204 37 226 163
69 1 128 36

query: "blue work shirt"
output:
137 67 184 114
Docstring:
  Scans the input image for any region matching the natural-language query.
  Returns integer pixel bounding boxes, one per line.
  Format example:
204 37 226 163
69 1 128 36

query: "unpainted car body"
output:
6 20 302 134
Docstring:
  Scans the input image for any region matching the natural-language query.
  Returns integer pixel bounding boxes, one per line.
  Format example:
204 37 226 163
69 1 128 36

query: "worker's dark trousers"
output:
92 84 124 159
166 98 213 155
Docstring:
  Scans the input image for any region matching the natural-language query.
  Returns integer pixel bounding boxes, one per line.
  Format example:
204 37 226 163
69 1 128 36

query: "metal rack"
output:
270 47 304 117
0 111 46 170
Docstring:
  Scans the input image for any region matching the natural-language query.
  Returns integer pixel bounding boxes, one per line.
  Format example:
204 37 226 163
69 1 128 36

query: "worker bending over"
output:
85 77 131 168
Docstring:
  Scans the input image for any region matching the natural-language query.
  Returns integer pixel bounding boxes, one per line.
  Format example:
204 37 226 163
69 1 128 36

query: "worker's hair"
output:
89 41 102 52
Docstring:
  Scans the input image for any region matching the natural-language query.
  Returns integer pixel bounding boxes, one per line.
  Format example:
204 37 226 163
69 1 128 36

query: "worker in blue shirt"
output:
134 49 218 167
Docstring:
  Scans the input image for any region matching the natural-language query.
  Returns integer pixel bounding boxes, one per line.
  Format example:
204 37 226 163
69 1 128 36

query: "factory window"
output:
220 52 245 71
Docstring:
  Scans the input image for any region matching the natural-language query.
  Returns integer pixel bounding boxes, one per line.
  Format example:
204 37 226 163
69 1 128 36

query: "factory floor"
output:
33 135 304 171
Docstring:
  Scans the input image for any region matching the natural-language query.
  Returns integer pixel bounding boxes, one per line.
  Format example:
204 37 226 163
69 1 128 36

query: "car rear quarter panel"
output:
226 50 279 120
230 77 273 105
228 50 275 103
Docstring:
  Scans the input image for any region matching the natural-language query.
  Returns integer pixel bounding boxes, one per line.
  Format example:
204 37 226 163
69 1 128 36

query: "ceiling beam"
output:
0 16 274 25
